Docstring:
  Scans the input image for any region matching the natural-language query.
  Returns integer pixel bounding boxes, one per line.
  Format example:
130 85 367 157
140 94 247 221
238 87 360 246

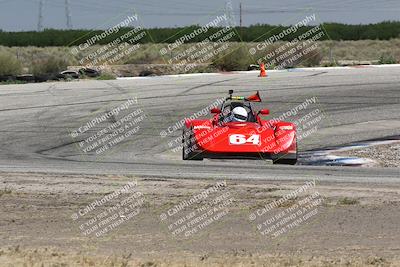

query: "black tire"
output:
16 74 35 82
60 71 80 79
0 75 16 82
182 128 203 161
272 151 298 165
273 136 298 165
273 158 297 165
79 68 100 77
34 74 51 83
139 70 156 77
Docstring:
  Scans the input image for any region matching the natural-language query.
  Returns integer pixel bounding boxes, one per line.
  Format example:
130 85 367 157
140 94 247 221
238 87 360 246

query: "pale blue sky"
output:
0 0 399 31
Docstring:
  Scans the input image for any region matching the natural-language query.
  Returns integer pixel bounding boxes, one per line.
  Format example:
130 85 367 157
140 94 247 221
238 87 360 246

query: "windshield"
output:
220 101 256 123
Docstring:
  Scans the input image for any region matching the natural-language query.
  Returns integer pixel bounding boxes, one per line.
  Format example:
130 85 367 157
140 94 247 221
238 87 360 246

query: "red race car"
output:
182 90 297 165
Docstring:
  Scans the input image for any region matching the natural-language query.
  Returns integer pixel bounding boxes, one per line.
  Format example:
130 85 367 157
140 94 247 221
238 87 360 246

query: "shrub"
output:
96 72 116 80
123 46 163 64
31 56 70 75
337 197 359 205
300 49 324 67
0 51 22 75
212 45 253 71
0 187 12 197
378 53 397 64
2 22 400 47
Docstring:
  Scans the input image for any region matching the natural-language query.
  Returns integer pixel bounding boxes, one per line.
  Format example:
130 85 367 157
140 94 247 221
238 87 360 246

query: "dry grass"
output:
337 197 360 205
325 39 400 62
0 50 22 76
0 247 398 267
0 187 12 197
1 39 399 74
0 46 77 75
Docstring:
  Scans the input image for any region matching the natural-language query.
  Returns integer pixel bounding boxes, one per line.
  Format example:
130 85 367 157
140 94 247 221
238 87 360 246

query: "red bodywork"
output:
182 93 297 162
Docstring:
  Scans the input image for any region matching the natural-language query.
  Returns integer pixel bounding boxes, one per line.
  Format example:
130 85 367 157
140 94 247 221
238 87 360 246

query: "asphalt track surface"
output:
0 67 399 183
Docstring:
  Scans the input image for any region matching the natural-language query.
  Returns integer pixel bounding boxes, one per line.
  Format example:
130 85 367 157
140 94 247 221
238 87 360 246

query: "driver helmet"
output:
231 107 248 122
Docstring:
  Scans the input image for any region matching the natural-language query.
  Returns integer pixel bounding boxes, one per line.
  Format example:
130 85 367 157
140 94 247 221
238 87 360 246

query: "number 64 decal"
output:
229 134 260 145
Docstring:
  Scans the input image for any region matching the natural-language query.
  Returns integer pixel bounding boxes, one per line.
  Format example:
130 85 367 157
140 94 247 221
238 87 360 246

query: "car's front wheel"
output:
182 128 203 161
273 158 297 165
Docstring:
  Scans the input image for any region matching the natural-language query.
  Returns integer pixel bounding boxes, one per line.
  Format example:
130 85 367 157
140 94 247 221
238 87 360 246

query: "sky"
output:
0 0 399 31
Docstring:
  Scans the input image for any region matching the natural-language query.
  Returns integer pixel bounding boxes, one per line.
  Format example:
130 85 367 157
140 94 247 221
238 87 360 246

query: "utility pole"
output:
65 0 72 29
239 2 243 38
239 2 242 27
37 0 44 31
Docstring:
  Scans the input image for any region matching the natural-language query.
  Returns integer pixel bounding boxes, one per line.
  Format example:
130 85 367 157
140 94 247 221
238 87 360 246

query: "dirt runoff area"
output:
1 172 400 267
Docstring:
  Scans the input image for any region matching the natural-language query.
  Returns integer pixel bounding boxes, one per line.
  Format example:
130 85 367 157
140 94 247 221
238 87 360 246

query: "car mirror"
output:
259 109 270 115
211 108 221 114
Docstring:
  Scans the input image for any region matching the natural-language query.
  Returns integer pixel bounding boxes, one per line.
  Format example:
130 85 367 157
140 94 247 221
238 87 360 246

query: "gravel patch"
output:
338 142 400 167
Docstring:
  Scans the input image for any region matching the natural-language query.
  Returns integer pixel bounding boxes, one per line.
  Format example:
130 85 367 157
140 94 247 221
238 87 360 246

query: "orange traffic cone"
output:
259 63 267 77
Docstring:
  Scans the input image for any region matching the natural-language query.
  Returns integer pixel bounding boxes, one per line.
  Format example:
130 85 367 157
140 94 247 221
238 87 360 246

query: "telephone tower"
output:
37 0 73 30
239 2 242 27
37 0 44 31
65 0 72 29
225 0 236 27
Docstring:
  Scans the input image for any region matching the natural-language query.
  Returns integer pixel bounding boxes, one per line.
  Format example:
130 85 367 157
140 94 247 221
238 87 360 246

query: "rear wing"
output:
226 90 261 102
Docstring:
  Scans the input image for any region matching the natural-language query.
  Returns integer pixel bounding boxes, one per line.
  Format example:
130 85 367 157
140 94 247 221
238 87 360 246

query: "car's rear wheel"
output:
182 128 203 161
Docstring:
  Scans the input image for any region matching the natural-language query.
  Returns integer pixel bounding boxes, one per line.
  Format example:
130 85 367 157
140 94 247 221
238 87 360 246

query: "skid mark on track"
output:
306 71 328 77
177 78 238 96
36 140 84 155
0 99 131 113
